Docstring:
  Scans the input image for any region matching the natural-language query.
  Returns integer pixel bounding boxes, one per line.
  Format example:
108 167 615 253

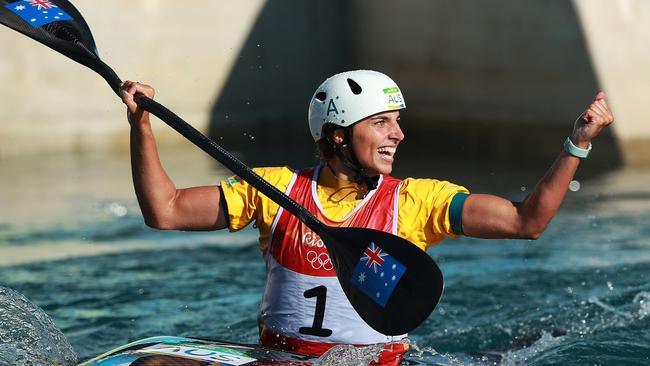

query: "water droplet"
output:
105 202 127 217
520 186 527 191
569 180 581 191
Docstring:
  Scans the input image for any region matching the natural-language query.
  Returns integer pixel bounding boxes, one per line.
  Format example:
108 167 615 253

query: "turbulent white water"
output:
0 286 77 366
314 343 386 366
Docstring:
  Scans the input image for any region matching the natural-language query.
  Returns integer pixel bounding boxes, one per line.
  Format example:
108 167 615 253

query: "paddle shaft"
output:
92 61 325 235
137 94 324 230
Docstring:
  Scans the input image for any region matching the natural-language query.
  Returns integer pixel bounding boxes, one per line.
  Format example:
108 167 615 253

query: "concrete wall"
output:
574 0 650 165
0 0 266 156
1 0 648 168
346 0 608 169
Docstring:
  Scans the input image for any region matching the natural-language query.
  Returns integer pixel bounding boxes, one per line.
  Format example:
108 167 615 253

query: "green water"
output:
1 150 649 365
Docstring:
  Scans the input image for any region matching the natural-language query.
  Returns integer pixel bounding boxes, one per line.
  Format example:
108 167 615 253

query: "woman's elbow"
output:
142 213 177 230
519 222 549 240
522 230 543 241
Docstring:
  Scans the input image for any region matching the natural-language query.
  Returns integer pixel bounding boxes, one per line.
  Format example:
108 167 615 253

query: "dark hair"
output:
314 122 379 190
315 123 345 161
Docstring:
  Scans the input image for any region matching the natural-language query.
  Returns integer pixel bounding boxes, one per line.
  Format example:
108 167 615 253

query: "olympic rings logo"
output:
306 250 334 271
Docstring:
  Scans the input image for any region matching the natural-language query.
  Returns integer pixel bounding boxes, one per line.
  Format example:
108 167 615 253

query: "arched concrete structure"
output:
1 1 647 171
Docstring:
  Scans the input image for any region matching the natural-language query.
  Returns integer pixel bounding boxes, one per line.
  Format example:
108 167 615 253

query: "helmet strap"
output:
326 128 379 191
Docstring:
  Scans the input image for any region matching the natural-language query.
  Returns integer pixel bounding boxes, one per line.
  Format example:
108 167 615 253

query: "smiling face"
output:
350 110 404 176
347 110 404 177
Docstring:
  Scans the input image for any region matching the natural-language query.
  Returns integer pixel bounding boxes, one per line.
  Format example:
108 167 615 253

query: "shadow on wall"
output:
208 0 621 180
207 0 357 169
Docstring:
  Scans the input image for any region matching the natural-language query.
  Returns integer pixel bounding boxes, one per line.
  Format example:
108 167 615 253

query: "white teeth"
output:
377 147 396 155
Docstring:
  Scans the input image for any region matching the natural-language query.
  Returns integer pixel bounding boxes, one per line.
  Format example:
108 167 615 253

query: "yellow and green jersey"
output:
220 166 469 255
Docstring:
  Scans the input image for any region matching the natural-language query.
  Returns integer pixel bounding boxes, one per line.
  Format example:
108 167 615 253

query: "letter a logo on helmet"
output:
327 99 339 116
308 70 406 141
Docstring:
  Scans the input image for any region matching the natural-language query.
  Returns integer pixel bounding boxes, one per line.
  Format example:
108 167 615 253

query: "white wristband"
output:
564 137 592 158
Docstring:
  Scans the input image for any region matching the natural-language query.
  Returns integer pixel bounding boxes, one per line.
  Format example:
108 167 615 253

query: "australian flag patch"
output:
352 242 406 307
5 0 72 28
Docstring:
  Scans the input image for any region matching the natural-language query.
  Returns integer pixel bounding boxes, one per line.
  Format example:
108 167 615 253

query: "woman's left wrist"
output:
564 137 592 158
570 136 591 149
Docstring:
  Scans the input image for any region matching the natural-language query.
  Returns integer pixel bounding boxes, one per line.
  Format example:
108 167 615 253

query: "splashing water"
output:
406 339 498 366
0 287 77 366
407 339 439 360
499 331 565 366
587 296 634 320
313 343 385 366
633 292 650 319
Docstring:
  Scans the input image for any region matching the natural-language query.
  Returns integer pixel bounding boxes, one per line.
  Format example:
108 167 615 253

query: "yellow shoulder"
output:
400 177 468 200
251 166 296 191
397 178 469 249
223 166 296 190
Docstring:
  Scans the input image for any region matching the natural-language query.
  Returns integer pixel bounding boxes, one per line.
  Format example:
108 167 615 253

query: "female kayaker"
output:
120 70 613 365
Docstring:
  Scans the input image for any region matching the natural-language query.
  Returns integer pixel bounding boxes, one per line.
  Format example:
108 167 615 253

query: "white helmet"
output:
308 70 406 141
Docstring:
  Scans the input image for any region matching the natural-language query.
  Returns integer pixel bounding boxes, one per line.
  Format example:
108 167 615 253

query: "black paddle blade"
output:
318 226 444 335
0 0 121 93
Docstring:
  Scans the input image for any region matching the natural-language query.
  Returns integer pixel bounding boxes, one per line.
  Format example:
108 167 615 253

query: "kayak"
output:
77 335 351 365
77 336 465 366
79 336 317 365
